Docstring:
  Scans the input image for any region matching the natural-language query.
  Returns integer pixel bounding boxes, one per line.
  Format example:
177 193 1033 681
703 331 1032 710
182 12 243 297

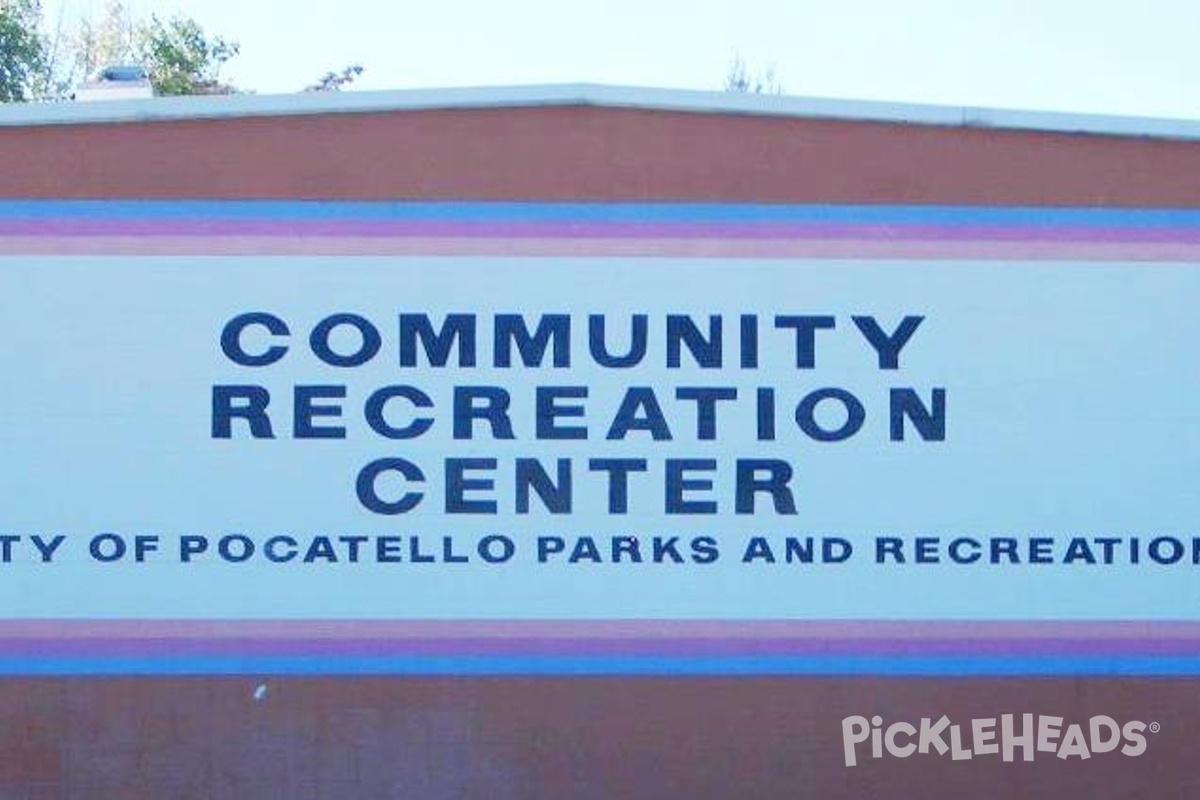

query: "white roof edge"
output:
3 82 1200 141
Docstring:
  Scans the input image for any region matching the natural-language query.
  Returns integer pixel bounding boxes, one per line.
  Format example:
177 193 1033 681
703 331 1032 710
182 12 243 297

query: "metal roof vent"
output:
74 64 154 102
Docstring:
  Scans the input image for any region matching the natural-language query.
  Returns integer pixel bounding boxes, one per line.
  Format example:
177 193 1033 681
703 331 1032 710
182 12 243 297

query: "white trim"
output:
3 83 1200 140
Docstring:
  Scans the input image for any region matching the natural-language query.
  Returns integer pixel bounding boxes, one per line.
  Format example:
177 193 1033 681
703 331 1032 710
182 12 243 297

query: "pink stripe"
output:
3 235 1200 260
4 219 1200 243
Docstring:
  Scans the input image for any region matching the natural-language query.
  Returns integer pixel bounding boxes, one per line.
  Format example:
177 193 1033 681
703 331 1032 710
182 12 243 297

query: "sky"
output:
38 0 1200 120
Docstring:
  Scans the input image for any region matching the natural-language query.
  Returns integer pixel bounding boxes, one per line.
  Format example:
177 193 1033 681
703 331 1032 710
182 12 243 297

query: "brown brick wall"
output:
0 677 1193 799
3 106 1200 205
3 102 1198 798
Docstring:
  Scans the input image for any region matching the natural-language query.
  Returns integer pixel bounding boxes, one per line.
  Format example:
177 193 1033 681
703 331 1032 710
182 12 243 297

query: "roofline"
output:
4 83 1200 141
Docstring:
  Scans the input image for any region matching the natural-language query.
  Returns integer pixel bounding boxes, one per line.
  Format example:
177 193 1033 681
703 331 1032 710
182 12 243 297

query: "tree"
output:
7 2 357 101
724 54 784 95
71 0 136 78
305 64 363 92
6 1 240 99
138 14 238 96
0 0 45 102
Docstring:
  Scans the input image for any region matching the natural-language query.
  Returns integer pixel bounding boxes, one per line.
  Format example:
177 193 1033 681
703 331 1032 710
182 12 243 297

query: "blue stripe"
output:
2 200 1200 226
3 655 1200 676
